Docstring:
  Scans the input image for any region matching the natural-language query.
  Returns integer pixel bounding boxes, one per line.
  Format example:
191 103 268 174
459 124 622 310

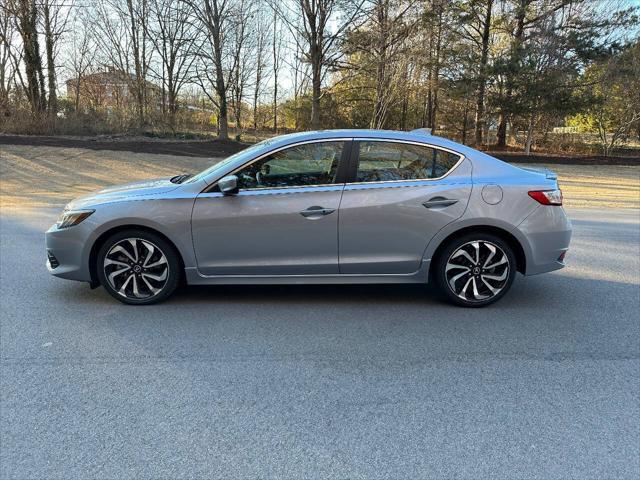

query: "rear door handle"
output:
423 197 458 209
300 206 335 218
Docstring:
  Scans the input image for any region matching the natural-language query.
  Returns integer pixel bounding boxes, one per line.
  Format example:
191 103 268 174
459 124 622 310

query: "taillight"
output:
528 189 563 206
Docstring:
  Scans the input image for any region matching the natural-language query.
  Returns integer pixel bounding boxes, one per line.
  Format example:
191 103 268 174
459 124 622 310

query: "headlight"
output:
56 209 95 229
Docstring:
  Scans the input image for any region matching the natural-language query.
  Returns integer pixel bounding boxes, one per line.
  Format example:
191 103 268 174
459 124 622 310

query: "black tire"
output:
96 229 181 305
433 233 517 307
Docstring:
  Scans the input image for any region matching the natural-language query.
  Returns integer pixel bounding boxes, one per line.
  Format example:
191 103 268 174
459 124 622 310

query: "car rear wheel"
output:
96 230 181 305
434 233 516 307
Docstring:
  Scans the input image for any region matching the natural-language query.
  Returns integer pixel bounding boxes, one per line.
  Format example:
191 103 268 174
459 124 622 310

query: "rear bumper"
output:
518 206 572 275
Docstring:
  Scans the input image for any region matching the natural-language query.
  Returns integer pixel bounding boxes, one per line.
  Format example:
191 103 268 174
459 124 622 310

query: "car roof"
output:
267 128 443 143
260 129 480 157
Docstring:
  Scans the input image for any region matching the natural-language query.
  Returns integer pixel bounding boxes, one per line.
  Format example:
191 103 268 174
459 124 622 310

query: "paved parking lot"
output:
1 205 638 479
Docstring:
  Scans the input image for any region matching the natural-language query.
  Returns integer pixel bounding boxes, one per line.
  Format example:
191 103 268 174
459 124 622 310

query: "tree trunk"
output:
234 94 242 130
400 94 408 131
272 9 279 132
127 0 145 126
423 19 434 129
423 3 443 133
370 1 389 129
496 112 507 148
371 56 387 128
474 82 486 145
18 0 46 114
310 60 321 129
273 80 278 132
474 0 493 145
168 87 177 132
253 91 259 131
431 10 443 135
431 5 443 134
426 64 434 130
203 0 229 139
309 22 322 130
43 1 57 116
524 113 535 155
462 98 469 144
253 58 261 131
161 60 167 116
74 79 81 112
216 46 229 140
497 0 526 148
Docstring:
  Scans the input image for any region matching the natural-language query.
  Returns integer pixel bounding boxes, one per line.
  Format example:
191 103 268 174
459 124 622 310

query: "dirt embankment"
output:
0 134 246 158
489 151 639 166
0 144 214 208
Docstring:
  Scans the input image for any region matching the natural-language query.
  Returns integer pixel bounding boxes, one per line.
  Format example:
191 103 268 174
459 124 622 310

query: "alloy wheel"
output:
445 240 510 302
103 238 169 300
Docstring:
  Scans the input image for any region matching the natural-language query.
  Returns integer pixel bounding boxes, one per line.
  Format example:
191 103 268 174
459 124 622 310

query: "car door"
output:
192 140 351 276
338 139 472 274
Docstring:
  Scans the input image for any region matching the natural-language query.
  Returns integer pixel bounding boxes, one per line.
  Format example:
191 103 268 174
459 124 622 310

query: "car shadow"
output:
173 282 440 306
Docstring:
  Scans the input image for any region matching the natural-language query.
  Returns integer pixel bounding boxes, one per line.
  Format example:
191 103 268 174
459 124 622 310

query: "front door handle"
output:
423 197 459 209
300 206 335 218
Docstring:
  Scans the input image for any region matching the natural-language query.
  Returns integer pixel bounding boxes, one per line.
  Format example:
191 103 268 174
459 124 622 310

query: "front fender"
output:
81 197 198 275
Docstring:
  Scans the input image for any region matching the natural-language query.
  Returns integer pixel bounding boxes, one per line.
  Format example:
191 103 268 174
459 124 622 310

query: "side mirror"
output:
218 175 239 195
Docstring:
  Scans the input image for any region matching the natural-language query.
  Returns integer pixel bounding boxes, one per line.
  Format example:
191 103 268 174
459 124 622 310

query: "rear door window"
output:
355 141 461 182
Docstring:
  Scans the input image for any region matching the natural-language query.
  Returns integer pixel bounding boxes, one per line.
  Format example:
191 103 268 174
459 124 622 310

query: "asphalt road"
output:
1 207 639 479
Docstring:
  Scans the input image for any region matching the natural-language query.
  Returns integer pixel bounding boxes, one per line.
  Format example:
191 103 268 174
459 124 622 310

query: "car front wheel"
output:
96 230 181 305
434 233 516 307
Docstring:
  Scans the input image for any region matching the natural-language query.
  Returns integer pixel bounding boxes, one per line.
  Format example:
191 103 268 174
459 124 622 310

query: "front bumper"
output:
45 222 93 282
518 205 572 275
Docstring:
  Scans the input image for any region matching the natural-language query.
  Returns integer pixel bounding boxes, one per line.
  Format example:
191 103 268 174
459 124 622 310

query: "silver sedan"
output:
45 129 572 307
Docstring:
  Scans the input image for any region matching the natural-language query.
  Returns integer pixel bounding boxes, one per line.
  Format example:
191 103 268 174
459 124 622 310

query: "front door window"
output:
235 141 345 190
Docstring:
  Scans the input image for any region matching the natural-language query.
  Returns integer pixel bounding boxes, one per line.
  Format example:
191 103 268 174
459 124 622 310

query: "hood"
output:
66 177 180 209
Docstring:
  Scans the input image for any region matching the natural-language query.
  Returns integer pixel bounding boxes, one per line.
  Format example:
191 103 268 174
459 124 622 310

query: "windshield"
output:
186 139 275 184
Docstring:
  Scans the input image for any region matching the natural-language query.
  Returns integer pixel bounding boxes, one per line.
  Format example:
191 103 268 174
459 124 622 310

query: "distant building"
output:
66 67 162 112
552 126 580 134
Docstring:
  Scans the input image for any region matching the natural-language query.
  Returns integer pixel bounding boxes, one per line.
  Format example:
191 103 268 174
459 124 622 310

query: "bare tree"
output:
586 42 640 156
91 0 152 126
494 0 577 147
189 0 235 139
65 9 96 112
4 0 47 113
289 37 308 130
421 1 446 133
0 5 20 115
251 12 270 131
228 0 253 131
146 0 199 130
126 0 150 124
91 1 131 78
275 0 365 129
454 0 494 145
343 0 416 129
40 0 71 115
270 6 283 131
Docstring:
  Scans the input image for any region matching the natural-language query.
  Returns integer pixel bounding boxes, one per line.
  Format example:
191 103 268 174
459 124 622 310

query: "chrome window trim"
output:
347 138 466 185
200 184 345 197
235 182 345 193
204 138 352 193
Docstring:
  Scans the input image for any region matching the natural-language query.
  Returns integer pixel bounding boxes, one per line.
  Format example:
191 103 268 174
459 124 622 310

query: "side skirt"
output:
184 262 431 286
